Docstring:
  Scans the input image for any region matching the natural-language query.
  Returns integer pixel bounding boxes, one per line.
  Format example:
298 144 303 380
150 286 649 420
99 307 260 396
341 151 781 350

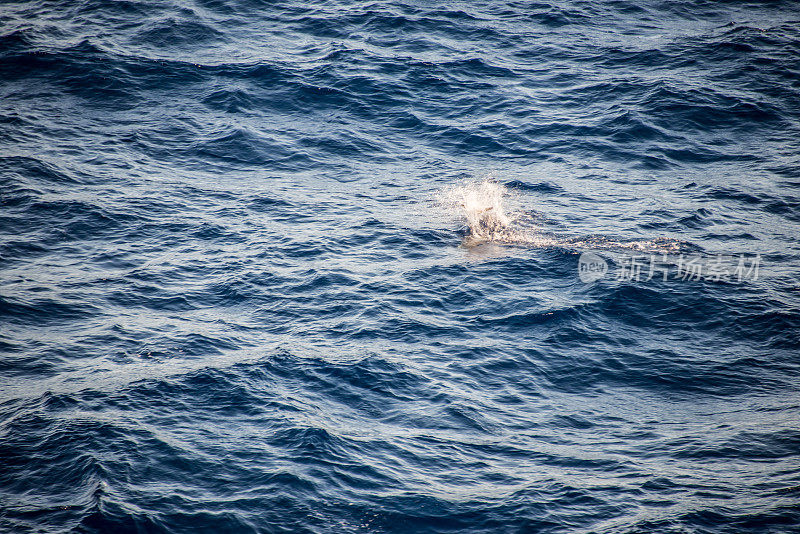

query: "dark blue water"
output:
2 0 800 532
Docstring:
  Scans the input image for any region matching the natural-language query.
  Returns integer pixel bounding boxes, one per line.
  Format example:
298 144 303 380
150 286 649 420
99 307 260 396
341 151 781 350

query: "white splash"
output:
441 177 682 253
445 180 512 241
441 178 553 246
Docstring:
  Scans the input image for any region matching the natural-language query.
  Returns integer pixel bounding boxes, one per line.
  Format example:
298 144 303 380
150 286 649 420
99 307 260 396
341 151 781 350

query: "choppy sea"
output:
1 0 799 532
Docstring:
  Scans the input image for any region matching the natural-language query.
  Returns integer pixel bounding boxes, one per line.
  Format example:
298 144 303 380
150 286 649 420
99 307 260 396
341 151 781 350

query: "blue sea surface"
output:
1 0 800 532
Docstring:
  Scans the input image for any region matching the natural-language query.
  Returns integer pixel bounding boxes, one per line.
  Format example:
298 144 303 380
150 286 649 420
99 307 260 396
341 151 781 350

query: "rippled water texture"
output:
1 0 800 532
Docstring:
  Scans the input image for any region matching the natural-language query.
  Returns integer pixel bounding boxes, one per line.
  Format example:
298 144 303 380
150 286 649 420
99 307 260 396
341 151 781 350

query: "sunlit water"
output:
1 0 799 533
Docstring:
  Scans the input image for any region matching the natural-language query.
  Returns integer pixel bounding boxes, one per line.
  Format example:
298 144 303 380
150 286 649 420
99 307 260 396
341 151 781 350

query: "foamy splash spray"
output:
441 176 682 253
442 178 531 246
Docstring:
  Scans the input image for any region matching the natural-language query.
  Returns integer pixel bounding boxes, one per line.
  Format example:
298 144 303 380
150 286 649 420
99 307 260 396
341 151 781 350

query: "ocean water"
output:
1 0 800 532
